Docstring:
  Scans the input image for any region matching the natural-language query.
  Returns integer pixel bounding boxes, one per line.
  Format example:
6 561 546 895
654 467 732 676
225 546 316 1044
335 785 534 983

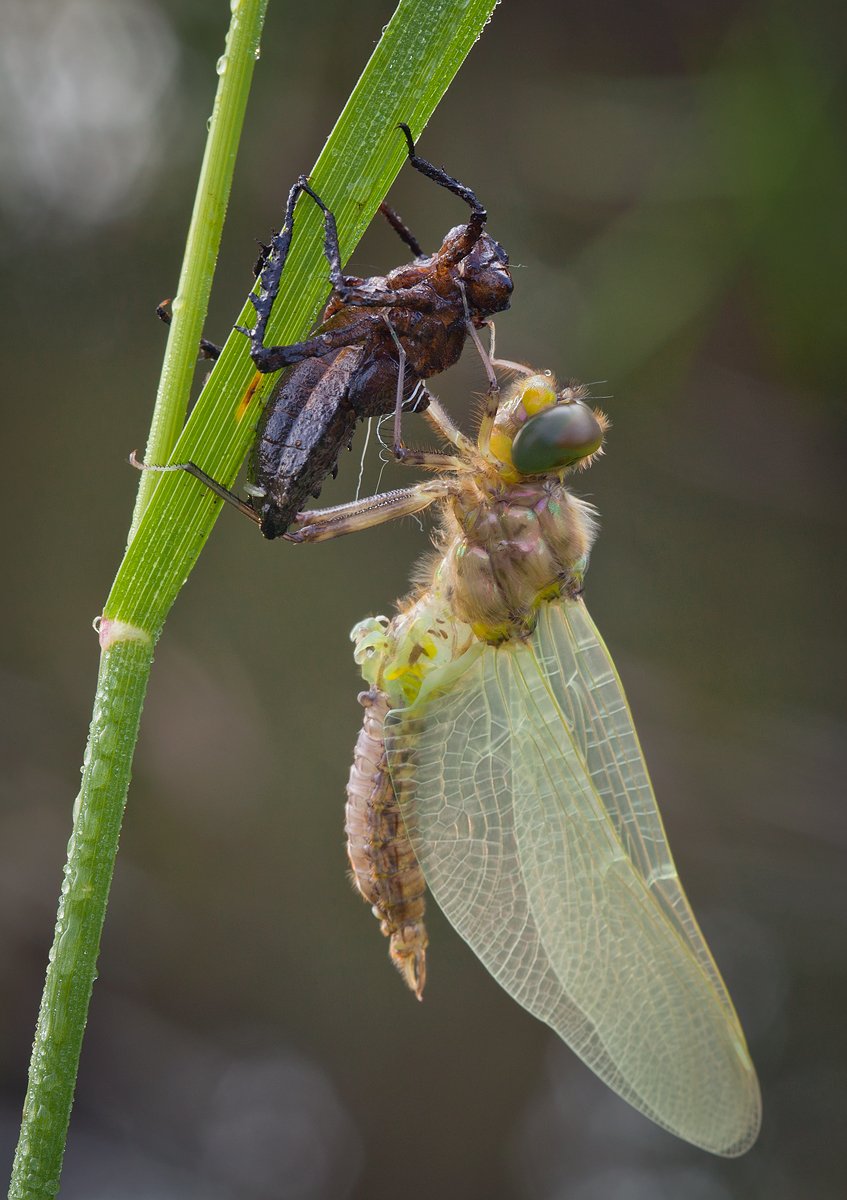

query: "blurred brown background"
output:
1 1 845 1196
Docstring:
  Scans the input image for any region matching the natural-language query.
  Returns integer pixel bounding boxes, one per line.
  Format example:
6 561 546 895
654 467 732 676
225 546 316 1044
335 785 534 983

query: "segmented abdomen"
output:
346 688 428 998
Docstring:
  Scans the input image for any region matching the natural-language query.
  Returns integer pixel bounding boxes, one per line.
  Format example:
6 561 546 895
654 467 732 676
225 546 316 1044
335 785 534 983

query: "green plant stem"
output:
129 0 271 540
8 1 501 1196
8 2 268 1194
8 637 153 1200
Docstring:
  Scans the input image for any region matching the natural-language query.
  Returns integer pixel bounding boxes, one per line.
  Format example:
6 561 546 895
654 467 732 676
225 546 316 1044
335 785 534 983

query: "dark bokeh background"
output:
1 1 845 1197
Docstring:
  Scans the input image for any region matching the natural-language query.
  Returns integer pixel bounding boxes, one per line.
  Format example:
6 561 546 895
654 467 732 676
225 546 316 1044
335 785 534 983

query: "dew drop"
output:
98 722 118 755
90 759 110 789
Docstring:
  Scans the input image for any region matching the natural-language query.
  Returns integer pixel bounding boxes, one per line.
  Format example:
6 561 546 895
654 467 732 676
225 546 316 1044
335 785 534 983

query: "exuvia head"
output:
424 225 512 320
457 231 513 319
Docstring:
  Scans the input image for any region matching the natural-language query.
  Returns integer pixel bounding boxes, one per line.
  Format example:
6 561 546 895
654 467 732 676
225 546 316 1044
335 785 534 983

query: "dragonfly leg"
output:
423 396 476 455
398 123 486 258
128 453 261 525
458 282 501 458
287 481 447 544
382 318 457 469
237 176 310 352
238 175 356 370
484 320 536 377
245 314 377 373
378 200 423 258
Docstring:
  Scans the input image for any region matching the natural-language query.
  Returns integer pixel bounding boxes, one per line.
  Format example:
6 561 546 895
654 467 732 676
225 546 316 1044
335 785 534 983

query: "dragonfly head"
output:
489 374 608 479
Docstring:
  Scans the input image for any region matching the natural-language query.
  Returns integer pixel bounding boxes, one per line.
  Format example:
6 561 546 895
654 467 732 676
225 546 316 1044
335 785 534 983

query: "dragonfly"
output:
293 328 762 1157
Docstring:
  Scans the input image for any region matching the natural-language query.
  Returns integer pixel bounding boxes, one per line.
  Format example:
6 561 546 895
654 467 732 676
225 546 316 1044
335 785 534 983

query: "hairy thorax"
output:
437 474 597 643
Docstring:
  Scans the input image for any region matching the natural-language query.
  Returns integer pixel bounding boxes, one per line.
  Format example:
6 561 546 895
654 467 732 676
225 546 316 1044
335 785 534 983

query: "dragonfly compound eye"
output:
511 402 604 475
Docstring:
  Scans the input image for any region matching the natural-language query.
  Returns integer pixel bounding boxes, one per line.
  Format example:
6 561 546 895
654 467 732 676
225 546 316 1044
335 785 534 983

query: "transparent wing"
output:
384 598 761 1156
532 601 738 1017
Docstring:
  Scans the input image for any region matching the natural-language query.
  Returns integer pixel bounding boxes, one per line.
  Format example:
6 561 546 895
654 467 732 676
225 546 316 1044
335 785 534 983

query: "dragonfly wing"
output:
532 601 739 1019
384 599 760 1155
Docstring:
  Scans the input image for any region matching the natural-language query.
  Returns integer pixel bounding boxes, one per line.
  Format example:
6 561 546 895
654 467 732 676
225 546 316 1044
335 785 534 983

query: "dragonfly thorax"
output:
440 476 598 643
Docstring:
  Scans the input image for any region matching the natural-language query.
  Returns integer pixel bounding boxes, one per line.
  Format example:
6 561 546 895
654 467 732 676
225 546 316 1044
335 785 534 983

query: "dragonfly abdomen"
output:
346 687 428 999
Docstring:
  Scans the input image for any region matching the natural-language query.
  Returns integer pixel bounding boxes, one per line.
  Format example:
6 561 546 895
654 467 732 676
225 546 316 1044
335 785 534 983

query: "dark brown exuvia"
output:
146 127 512 539
242 124 513 538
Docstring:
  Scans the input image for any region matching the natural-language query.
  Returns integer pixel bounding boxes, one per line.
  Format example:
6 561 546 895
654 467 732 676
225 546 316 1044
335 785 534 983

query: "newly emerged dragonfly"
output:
296 336 762 1156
